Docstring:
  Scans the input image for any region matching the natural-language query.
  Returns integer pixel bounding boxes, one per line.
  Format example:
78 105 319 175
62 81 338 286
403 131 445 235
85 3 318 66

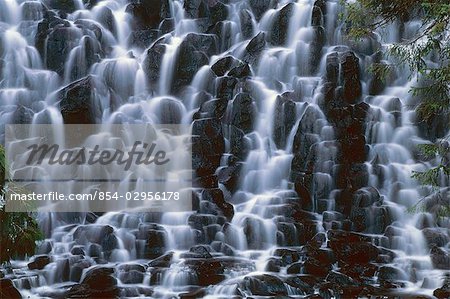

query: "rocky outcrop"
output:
0 279 21 299
171 34 217 93
269 3 295 46
57 75 108 124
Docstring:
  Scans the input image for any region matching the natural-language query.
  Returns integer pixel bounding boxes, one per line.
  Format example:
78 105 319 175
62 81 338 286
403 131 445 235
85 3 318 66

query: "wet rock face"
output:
58 75 107 124
126 0 171 31
230 93 256 134
273 94 296 148
43 0 79 14
192 118 225 179
240 274 288 296
248 0 277 21
171 33 216 93
269 3 295 46
0 279 21 299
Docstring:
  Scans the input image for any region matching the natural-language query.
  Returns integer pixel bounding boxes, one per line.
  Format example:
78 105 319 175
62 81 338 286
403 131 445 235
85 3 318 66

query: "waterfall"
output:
0 0 449 298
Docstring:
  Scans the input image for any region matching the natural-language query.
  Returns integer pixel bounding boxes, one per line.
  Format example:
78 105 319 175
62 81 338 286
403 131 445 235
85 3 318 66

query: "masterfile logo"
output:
4 124 193 212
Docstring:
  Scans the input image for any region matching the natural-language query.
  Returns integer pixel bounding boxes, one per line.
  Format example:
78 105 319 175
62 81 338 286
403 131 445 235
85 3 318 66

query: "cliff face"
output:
0 0 449 298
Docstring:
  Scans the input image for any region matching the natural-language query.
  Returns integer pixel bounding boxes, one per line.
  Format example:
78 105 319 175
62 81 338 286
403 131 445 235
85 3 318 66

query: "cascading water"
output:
1 0 449 298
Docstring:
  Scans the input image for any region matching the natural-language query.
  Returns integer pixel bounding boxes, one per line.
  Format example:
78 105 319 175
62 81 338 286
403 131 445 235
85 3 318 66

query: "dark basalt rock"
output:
184 0 228 28
126 0 171 31
249 0 277 21
228 63 252 79
96 6 117 37
192 118 225 177
22 1 45 21
329 239 379 265
340 51 362 104
243 32 266 65
304 257 331 277
269 3 295 46
129 29 159 49
240 274 288 296
148 252 173 268
160 18 175 35
285 275 318 295
140 229 167 259
215 76 238 101
184 33 218 57
46 26 83 75
434 275 450 299
197 98 228 119
143 42 166 90
78 267 119 298
171 35 210 93
230 92 256 134
311 2 324 26
273 248 301 265
73 224 115 245
422 228 449 248
326 270 357 286
0 279 21 299
117 264 146 284
67 35 102 82
211 56 239 76
28 255 51 270
377 266 407 283
11 105 34 124
70 259 92 282
240 9 255 39
229 125 251 160
310 26 326 73
43 0 79 13
184 258 225 286
273 94 296 148
83 0 99 9
430 245 450 270
57 75 106 124
200 188 234 220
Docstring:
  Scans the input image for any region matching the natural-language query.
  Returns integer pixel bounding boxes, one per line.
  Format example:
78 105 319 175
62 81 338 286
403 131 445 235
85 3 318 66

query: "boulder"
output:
79 267 119 298
200 189 234 220
43 0 80 13
46 26 83 75
143 42 166 90
248 0 276 21
22 1 45 21
422 228 449 247
117 263 146 284
57 75 106 124
184 258 225 286
230 93 256 134
270 3 295 46
192 118 225 177
28 255 51 270
0 279 21 299
171 36 210 93
377 266 407 282
240 9 254 39
211 56 240 77
430 245 450 270
240 274 288 296
243 32 266 65
340 52 362 104
273 94 296 148
126 0 170 31
148 252 173 268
